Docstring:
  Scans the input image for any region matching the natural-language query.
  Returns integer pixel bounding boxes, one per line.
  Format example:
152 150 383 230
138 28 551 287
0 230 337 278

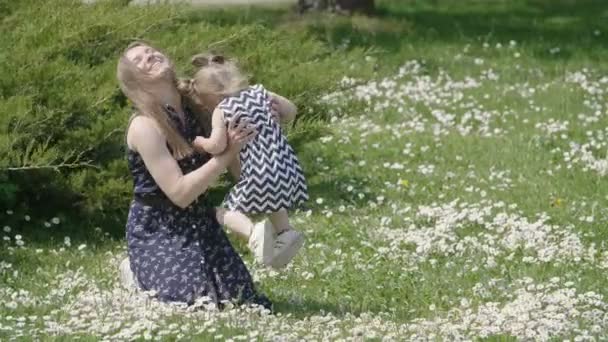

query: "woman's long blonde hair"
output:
117 41 193 159
177 53 249 112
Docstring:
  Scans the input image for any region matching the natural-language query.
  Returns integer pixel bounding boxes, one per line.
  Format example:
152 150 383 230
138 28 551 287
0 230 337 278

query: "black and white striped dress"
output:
219 84 308 214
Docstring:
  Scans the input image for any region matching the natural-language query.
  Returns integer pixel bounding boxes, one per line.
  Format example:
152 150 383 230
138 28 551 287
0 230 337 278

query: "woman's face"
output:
125 45 171 78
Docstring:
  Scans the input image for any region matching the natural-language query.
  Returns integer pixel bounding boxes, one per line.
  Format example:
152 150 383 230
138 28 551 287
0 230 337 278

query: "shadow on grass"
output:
132 0 608 63
301 0 608 61
379 0 607 43
272 296 386 319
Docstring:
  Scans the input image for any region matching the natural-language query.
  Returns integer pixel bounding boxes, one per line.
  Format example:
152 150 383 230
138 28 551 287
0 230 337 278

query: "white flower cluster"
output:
322 60 511 138
404 277 608 341
374 200 596 268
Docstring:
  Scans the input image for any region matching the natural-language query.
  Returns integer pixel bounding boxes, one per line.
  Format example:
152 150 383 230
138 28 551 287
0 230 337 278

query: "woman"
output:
117 41 271 310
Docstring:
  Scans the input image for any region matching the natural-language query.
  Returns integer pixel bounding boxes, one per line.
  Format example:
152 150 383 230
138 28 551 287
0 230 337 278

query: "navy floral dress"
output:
125 104 271 310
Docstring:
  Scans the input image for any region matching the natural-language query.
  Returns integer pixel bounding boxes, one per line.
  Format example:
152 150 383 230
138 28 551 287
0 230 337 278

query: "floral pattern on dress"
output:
125 104 271 310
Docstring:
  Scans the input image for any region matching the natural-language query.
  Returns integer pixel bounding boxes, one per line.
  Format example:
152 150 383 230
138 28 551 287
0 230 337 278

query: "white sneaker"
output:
119 257 140 290
248 221 274 266
269 224 305 269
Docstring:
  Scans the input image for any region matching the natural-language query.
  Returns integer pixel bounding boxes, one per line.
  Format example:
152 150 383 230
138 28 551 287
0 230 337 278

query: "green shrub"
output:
0 0 371 223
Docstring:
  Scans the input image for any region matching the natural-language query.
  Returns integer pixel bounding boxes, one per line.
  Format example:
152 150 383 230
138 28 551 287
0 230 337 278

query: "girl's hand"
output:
225 116 257 154
269 95 281 123
267 92 297 124
193 136 206 151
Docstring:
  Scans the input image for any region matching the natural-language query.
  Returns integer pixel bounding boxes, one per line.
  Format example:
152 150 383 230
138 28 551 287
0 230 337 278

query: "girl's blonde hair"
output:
177 53 249 111
117 41 193 159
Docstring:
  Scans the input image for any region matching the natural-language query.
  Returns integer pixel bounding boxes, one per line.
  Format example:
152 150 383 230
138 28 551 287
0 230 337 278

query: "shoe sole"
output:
250 222 275 266
270 233 305 269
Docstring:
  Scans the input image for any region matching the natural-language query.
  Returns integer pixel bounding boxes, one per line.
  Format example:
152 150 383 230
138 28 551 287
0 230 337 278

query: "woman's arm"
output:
227 155 241 181
128 115 253 208
268 91 297 124
193 107 227 155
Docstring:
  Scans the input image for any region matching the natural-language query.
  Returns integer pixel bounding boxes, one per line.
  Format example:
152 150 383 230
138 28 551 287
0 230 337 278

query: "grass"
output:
2 0 608 340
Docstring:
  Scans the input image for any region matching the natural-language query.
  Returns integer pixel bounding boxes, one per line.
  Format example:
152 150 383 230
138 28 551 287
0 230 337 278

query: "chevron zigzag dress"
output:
218 84 309 214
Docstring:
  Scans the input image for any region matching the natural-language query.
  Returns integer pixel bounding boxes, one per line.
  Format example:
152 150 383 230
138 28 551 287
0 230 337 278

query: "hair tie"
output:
191 54 209 68
211 55 225 64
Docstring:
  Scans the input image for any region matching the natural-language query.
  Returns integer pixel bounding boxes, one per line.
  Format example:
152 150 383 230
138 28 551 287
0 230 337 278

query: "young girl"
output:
178 54 309 269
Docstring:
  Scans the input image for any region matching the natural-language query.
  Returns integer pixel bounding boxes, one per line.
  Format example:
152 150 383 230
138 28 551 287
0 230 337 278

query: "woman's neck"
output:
161 90 183 113
151 83 185 120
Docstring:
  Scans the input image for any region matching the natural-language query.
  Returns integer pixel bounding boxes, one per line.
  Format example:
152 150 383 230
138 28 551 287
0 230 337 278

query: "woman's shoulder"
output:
127 115 164 151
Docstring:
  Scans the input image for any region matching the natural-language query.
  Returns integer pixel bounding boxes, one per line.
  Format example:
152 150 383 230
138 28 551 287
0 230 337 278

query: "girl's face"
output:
199 93 222 111
125 45 171 78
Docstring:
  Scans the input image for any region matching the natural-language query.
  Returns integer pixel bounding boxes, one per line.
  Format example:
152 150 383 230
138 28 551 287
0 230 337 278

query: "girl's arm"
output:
193 107 228 155
128 115 254 208
268 91 297 124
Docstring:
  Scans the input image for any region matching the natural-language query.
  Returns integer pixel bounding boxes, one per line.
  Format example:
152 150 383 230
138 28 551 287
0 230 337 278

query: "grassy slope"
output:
2 0 608 340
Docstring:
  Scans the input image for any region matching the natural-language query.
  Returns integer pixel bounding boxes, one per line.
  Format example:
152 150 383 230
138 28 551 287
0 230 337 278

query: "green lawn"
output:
2 0 608 340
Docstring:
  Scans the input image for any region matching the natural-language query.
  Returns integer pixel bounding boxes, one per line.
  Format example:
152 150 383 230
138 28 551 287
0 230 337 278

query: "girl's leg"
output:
216 207 252 240
216 208 274 266
268 208 290 234
267 209 304 269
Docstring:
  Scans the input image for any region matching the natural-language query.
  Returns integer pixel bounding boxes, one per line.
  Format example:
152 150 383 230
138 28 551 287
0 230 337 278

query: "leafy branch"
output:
2 128 122 173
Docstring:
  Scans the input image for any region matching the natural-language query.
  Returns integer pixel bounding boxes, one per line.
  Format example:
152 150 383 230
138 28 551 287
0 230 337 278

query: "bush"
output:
0 0 372 224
